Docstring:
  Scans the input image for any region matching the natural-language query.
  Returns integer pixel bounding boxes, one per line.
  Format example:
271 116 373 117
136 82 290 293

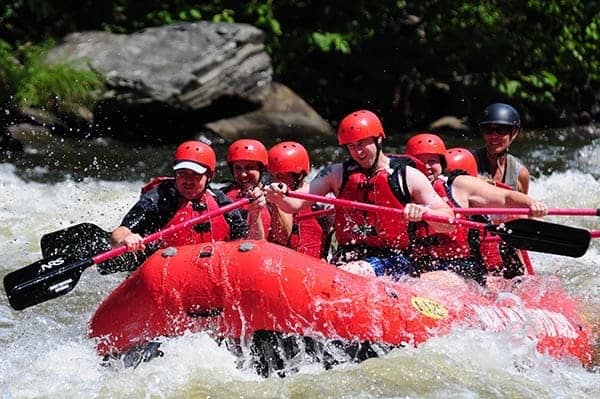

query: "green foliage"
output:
310 32 351 53
0 40 21 103
0 0 598 126
212 9 235 23
0 40 103 113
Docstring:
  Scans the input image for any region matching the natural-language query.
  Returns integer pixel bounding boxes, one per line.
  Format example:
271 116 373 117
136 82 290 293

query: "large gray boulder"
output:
206 83 334 144
41 22 333 143
46 22 272 109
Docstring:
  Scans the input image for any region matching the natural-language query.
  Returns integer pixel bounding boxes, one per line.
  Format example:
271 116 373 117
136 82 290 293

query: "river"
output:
0 130 599 398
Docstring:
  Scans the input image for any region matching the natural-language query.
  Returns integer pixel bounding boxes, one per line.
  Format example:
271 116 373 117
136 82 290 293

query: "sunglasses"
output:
481 125 514 135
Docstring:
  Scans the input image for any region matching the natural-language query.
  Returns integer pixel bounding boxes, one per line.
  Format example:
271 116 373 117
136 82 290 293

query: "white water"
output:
1 140 599 398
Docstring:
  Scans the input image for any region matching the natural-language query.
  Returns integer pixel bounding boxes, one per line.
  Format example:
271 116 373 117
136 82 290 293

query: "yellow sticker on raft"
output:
411 297 448 320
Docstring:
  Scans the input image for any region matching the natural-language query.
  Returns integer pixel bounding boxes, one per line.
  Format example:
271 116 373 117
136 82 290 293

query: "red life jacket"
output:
437 175 531 275
409 175 475 260
224 186 272 234
334 159 411 250
161 190 231 247
478 231 505 271
474 181 533 275
289 206 332 258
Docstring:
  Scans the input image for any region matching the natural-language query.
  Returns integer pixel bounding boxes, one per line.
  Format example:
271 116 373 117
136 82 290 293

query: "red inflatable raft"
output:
88 240 593 365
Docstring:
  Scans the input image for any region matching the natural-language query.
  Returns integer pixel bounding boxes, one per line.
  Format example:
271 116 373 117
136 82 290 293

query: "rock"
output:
41 22 333 144
205 83 334 144
7 123 54 147
45 22 273 110
429 115 468 131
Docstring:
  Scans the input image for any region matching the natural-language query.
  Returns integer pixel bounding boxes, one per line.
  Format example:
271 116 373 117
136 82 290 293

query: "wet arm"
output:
268 205 294 245
460 175 535 208
246 210 266 240
267 164 341 213
406 167 454 233
517 166 530 194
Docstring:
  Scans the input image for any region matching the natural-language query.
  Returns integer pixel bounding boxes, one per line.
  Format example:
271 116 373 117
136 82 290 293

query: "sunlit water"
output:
1 138 599 398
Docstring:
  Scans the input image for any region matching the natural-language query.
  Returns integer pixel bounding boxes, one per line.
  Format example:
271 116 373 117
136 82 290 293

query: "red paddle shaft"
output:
93 198 250 263
454 208 599 217
284 191 491 228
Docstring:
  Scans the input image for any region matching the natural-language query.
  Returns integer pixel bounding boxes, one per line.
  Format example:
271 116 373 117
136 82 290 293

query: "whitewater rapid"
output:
0 139 599 398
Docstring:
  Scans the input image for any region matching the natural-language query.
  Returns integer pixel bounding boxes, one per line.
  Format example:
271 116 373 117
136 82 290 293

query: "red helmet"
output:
445 147 478 177
268 141 311 175
173 140 216 175
337 110 385 145
226 139 268 167
405 133 447 157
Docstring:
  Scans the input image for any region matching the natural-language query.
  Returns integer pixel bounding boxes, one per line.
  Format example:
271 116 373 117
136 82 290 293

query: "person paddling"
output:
472 103 530 193
405 133 447 182
267 141 333 258
406 133 547 282
110 141 262 260
265 110 454 279
222 139 273 240
445 147 546 279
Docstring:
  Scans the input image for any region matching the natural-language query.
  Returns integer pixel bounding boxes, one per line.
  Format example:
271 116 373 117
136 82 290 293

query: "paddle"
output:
39 223 125 274
294 207 335 222
3 198 250 311
41 223 111 259
452 208 600 217
591 230 600 238
284 191 591 258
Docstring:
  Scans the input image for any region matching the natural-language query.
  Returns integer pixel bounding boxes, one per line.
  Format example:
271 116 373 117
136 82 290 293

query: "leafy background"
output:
1 0 599 130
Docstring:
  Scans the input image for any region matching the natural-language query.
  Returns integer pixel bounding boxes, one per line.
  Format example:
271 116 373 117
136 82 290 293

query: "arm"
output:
405 166 455 233
244 186 267 240
110 226 145 251
268 205 294 245
265 163 342 213
517 165 530 194
246 211 266 240
109 191 167 251
454 175 547 217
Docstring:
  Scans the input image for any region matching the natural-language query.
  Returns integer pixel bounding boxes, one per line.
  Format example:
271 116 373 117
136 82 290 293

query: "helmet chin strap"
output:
290 173 306 191
368 141 383 173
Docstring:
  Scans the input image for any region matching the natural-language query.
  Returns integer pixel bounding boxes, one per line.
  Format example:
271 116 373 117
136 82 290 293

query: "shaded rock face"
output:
206 83 335 146
38 22 333 145
46 22 272 110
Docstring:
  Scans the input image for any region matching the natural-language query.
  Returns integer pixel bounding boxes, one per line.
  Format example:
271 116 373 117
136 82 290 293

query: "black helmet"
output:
479 103 521 128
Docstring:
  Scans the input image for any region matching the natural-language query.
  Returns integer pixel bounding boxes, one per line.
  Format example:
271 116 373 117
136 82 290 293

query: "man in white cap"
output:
110 141 264 265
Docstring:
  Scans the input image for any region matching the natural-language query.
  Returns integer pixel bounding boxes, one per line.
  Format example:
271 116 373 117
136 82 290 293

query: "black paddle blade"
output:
40 222 139 274
3 255 92 310
41 223 111 258
486 219 591 258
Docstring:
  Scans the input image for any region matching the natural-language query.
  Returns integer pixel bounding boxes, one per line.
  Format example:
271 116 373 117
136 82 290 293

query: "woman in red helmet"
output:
445 147 546 279
267 141 333 258
413 140 547 282
222 139 273 240
405 135 484 282
405 133 448 182
110 141 255 266
445 148 478 177
266 110 454 279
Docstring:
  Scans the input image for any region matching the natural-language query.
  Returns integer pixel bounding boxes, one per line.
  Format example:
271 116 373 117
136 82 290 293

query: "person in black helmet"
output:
472 103 531 193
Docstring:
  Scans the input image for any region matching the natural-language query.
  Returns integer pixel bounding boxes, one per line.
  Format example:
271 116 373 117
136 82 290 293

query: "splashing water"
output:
1 141 600 398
